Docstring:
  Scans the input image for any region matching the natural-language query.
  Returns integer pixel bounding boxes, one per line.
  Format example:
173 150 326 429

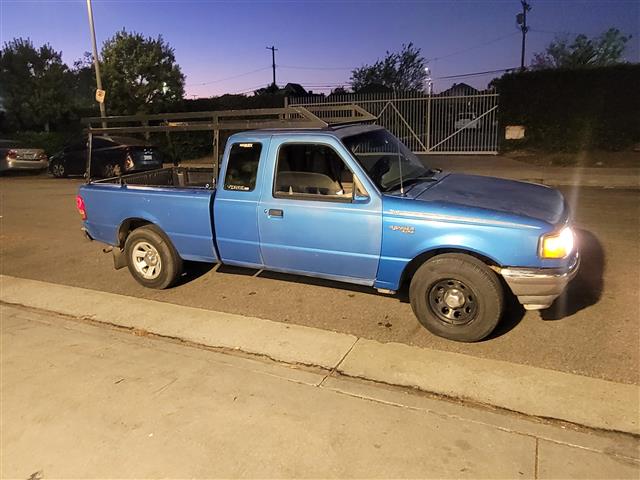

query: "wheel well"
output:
400 248 500 290
118 218 152 247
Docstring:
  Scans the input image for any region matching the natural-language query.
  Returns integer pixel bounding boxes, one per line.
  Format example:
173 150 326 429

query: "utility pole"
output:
516 0 532 71
85 0 106 128
266 45 278 87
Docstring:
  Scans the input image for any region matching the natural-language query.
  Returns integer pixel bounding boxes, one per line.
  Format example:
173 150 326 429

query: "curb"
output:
1 274 638 435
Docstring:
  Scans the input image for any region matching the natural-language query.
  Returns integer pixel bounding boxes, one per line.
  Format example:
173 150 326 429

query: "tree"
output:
0 38 71 131
101 30 185 114
531 28 631 70
70 51 97 112
329 86 349 96
350 43 427 92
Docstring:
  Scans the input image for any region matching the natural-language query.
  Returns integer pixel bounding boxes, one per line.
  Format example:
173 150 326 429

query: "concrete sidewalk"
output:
2 304 639 478
423 155 640 188
2 274 639 437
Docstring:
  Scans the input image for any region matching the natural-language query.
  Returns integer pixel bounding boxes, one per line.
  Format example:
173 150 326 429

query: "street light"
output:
424 67 433 95
425 67 433 151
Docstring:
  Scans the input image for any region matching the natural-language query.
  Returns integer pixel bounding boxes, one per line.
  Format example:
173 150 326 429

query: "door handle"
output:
267 208 284 218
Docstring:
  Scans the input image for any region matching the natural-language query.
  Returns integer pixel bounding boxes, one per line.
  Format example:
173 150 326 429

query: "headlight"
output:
539 227 574 259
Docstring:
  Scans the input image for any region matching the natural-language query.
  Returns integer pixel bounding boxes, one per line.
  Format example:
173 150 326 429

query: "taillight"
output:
7 149 17 159
76 195 87 220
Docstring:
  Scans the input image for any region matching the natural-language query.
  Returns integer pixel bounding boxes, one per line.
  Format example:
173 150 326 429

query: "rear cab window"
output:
224 142 263 192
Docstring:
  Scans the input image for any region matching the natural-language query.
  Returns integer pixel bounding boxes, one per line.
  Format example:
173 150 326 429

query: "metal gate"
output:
288 91 499 154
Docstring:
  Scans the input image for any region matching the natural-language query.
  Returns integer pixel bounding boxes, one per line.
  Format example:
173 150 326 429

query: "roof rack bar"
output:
82 105 375 133
82 105 375 183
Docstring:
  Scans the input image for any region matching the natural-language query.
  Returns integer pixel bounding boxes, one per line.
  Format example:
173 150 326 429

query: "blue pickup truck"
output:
77 124 579 342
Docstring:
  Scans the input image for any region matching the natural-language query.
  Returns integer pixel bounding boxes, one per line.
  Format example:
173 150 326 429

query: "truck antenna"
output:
397 136 405 196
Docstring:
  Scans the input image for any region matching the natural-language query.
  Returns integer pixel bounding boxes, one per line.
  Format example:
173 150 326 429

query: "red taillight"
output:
7 149 17 159
76 195 87 220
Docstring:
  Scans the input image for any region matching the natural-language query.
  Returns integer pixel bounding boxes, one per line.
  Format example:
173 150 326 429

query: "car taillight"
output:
76 195 87 220
7 149 17 159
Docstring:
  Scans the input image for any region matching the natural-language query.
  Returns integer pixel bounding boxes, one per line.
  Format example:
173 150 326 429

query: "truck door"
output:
213 140 266 268
258 138 382 284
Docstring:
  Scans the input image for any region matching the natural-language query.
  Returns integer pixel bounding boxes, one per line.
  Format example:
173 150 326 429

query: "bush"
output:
495 64 640 151
11 131 78 155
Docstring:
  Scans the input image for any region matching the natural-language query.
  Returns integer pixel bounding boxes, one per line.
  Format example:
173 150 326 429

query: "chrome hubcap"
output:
132 241 162 280
444 288 465 308
428 279 478 325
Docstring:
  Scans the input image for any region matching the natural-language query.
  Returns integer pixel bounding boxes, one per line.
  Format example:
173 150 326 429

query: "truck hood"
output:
409 173 567 226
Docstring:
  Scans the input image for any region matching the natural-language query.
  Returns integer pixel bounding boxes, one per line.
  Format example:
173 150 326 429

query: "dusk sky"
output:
1 0 638 97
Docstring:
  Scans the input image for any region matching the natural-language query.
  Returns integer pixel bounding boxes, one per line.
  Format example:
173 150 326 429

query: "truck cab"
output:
78 123 579 342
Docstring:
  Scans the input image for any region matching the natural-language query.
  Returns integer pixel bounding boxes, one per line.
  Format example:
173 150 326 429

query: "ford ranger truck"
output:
77 125 579 342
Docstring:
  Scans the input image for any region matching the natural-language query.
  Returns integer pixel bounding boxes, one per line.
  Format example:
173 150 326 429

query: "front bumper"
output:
500 253 580 310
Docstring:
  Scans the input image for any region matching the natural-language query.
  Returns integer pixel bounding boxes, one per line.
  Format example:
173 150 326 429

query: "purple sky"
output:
1 0 638 97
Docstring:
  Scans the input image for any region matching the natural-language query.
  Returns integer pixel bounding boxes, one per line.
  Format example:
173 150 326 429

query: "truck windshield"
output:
342 128 433 192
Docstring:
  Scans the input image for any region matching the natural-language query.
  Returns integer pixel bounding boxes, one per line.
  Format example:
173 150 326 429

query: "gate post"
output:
426 93 432 152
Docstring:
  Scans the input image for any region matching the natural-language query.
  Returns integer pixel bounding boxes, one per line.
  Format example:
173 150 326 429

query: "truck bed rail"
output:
94 166 215 189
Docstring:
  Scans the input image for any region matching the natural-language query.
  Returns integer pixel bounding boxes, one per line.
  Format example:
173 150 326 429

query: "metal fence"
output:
287 91 500 154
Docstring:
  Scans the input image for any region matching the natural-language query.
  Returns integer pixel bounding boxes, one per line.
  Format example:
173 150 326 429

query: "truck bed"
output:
80 166 218 263
94 166 215 189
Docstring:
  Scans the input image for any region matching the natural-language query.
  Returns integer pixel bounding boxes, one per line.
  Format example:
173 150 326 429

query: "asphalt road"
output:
1 173 638 384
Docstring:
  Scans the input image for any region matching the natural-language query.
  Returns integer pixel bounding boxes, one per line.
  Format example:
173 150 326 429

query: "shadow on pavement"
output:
541 228 605 320
257 269 378 296
177 261 216 286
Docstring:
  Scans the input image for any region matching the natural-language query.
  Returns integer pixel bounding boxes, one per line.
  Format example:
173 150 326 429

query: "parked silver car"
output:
0 139 49 174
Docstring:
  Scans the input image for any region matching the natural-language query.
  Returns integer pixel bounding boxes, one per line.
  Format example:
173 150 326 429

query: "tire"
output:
50 160 67 178
124 225 183 289
409 253 504 342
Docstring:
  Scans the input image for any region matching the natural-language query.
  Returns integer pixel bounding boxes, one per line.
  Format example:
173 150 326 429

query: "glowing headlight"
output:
540 227 574 259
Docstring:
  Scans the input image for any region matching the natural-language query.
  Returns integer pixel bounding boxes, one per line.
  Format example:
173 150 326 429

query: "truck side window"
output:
224 142 262 192
274 143 357 200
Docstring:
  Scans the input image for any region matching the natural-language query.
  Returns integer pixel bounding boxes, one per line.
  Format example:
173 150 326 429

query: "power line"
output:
425 31 520 62
529 28 586 36
191 32 523 91
434 68 517 80
279 65 352 71
229 83 272 95
187 67 271 87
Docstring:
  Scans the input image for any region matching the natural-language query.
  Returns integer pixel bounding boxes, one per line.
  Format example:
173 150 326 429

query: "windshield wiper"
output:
384 174 438 194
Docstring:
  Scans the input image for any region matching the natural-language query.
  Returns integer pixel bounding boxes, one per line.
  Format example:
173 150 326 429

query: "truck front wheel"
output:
124 225 183 289
409 253 504 342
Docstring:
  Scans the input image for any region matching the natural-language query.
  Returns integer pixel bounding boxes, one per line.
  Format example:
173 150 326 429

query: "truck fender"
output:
115 218 181 270
400 246 501 288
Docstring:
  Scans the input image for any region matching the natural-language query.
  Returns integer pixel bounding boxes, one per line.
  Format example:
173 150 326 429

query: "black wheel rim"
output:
428 279 478 326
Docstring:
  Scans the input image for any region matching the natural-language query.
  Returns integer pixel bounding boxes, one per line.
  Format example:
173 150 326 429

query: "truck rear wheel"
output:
124 225 183 289
409 253 504 342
